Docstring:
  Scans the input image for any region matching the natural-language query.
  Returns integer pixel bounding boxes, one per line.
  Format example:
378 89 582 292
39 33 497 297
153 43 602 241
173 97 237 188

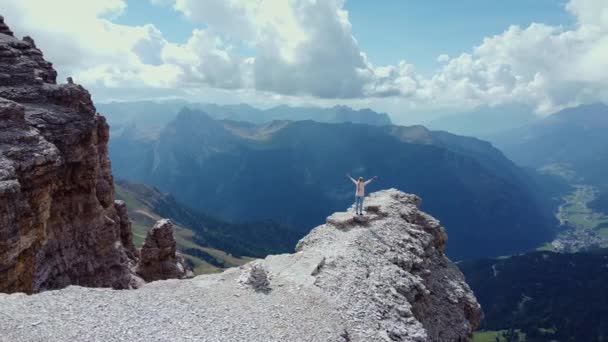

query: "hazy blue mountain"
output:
492 103 608 170
491 103 608 212
110 108 557 260
98 100 392 138
260 104 392 125
426 105 537 138
201 103 392 125
460 249 608 341
98 100 188 137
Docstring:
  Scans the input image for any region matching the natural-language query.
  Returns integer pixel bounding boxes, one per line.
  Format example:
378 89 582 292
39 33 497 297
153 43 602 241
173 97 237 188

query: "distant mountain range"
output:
98 100 392 138
114 180 299 274
460 249 608 341
109 108 558 260
426 104 538 138
491 103 608 214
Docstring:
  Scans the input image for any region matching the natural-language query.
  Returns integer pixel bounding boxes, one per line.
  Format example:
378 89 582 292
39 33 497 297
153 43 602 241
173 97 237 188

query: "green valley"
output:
473 330 526 342
539 184 608 252
115 183 253 275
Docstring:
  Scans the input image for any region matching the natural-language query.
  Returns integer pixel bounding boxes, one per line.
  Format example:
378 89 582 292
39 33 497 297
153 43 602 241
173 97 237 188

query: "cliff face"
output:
0 16 140 293
0 189 482 341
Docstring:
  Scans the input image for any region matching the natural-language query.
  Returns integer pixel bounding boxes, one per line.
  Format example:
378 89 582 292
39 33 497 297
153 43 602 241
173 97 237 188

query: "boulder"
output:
136 219 193 282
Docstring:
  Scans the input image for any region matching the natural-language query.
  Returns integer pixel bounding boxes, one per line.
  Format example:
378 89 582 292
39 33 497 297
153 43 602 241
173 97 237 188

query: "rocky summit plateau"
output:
0 189 482 342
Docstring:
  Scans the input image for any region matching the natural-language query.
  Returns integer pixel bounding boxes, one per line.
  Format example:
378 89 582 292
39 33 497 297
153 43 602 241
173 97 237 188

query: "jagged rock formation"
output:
136 219 192 281
0 17 188 293
0 16 14 37
243 264 271 293
0 189 482 341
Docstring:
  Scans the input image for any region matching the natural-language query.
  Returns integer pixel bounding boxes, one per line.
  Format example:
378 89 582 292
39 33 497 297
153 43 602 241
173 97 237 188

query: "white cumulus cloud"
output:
422 0 608 114
1 0 181 91
171 0 399 98
1 0 607 115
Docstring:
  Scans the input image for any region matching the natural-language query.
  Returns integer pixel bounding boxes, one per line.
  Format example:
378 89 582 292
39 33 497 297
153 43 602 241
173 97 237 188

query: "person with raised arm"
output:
346 173 378 216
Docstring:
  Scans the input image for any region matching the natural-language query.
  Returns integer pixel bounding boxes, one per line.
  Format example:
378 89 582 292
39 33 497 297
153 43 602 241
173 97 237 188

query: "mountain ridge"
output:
114 180 254 274
490 102 608 250
98 100 392 139
110 108 557 260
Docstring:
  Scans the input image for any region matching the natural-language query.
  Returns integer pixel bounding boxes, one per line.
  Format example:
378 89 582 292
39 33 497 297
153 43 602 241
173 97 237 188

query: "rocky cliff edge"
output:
0 16 189 293
0 189 482 342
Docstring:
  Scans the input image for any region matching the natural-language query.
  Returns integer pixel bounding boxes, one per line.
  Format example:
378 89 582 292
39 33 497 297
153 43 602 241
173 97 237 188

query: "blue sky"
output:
112 1 195 43
5 0 607 121
346 0 573 74
113 0 575 76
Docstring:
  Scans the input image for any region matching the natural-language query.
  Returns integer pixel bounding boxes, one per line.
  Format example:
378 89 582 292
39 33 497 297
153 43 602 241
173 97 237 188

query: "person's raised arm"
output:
346 173 357 185
364 176 378 185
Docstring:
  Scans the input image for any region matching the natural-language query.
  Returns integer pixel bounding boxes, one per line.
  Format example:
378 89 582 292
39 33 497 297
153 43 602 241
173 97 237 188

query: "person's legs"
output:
359 196 364 215
355 196 363 214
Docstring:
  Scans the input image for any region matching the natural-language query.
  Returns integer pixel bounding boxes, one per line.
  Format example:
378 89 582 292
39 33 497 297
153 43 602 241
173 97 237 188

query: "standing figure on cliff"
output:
346 174 378 216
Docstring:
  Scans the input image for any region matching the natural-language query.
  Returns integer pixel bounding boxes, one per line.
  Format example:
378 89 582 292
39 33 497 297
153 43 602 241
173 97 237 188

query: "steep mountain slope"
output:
115 180 301 268
110 108 556 260
460 249 608 342
114 181 255 274
492 103 608 249
493 103 608 185
0 190 482 341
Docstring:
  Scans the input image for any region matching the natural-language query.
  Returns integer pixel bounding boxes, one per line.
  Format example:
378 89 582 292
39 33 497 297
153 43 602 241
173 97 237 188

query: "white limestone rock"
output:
0 189 482 342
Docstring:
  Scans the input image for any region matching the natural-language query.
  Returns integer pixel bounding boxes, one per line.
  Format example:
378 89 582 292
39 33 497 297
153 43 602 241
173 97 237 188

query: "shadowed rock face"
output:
0 17 140 293
0 190 482 341
136 219 192 282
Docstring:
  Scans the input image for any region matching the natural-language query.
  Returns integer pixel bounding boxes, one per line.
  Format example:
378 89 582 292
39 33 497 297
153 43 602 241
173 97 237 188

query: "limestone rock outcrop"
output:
0 16 149 293
136 219 192 282
0 189 482 341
